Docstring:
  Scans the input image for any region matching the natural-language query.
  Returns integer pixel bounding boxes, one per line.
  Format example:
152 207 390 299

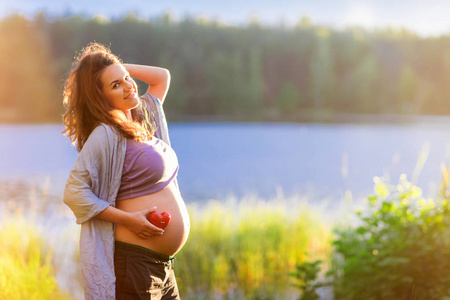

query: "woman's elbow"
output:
164 68 171 85
63 188 76 208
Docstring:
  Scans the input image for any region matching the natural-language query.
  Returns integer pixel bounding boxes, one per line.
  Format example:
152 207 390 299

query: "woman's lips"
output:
125 91 136 99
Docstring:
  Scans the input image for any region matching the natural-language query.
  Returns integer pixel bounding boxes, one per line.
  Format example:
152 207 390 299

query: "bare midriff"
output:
114 181 190 256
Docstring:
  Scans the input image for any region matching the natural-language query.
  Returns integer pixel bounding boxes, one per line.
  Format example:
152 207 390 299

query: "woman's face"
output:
100 63 139 116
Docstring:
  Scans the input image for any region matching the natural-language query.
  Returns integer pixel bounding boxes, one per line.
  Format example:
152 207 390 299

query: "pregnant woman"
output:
62 42 190 300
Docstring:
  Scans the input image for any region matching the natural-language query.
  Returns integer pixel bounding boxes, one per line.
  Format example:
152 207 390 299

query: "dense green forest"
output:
1 12 450 123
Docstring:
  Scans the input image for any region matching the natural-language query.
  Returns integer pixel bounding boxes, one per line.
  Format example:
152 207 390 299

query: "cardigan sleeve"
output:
63 125 112 224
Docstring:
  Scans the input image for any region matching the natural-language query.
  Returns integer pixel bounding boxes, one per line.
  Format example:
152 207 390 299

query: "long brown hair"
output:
62 43 154 152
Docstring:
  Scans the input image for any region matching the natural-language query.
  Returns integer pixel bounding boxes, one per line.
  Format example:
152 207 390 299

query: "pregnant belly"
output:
115 182 190 256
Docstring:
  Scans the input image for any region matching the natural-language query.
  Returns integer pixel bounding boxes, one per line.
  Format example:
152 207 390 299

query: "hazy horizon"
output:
1 0 450 37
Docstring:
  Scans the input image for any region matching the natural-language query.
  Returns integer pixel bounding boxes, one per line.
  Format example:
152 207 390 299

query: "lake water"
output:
2 120 450 207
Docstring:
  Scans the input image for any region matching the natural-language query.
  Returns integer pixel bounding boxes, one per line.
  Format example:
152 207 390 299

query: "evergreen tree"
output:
277 82 301 113
310 28 335 109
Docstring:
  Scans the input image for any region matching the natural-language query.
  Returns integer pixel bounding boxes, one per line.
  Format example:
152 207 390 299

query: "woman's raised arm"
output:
123 64 171 104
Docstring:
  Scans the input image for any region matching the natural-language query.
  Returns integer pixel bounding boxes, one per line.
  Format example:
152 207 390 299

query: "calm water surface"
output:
2 121 450 206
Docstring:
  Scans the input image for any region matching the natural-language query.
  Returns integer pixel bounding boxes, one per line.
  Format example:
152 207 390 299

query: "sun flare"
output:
342 3 377 28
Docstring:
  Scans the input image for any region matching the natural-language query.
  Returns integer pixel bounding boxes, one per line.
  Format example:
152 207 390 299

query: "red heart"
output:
148 211 171 229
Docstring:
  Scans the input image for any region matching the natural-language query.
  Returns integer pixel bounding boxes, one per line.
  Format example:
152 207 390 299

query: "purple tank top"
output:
116 137 179 201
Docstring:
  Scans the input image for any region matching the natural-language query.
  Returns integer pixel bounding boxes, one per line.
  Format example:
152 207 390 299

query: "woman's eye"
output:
113 83 119 88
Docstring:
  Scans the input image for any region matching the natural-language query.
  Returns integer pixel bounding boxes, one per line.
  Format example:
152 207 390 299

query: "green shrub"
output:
331 174 450 299
290 258 328 300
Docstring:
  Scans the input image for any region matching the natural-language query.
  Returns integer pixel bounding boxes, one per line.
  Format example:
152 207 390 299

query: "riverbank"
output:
0 185 334 299
170 111 450 126
4 111 450 126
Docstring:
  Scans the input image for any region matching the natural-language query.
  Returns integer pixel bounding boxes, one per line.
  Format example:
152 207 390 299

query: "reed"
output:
0 212 69 300
176 196 332 299
0 192 331 300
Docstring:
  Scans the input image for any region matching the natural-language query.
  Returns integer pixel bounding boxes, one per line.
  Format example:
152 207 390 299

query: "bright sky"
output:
1 0 449 37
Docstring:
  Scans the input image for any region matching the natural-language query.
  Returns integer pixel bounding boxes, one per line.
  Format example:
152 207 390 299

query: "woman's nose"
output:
125 81 133 90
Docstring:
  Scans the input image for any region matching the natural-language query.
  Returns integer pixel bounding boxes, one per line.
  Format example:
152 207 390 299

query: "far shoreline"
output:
2 112 450 126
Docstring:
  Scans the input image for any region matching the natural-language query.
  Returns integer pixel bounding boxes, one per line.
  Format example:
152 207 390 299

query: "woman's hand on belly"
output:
115 183 190 256
95 205 164 239
123 207 165 239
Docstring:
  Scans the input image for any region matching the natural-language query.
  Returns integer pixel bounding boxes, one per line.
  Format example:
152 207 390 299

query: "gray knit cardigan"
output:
63 93 173 300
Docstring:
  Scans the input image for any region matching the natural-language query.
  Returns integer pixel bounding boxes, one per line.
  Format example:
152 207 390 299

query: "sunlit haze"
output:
1 0 450 37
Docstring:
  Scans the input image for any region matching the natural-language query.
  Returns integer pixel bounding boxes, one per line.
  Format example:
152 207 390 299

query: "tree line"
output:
2 12 450 123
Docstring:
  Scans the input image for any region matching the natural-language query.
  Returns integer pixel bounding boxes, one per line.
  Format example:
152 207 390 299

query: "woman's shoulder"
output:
83 123 121 151
88 123 119 139
140 92 162 108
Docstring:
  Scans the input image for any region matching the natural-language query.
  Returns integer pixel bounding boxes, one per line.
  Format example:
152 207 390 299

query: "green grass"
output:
0 212 70 300
176 197 332 299
0 194 332 300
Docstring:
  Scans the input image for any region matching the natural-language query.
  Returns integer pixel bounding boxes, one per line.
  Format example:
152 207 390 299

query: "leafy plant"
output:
331 174 450 299
290 258 330 300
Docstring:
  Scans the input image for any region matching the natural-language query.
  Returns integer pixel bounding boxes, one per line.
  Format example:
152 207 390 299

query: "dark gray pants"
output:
114 241 180 300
